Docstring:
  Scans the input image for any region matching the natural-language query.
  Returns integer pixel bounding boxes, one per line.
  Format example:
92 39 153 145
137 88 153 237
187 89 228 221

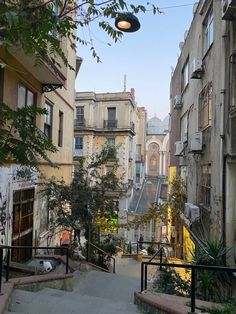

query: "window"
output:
180 166 188 194
107 107 117 128
74 137 83 150
229 51 236 112
150 155 157 171
44 102 53 139
181 58 189 91
203 8 213 54
107 138 115 147
17 83 36 108
180 113 188 142
199 82 212 130
76 106 84 126
199 165 211 208
58 111 63 147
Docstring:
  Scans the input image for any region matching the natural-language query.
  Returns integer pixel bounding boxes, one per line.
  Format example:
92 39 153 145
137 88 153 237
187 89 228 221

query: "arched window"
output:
150 155 157 170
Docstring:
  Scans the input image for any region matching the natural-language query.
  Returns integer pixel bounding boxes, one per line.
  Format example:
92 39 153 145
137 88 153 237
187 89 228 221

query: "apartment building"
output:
0 36 79 261
169 0 236 266
74 90 138 235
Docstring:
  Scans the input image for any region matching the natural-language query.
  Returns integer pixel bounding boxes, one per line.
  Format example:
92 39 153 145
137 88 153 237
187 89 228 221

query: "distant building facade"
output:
146 116 169 177
74 90 139 235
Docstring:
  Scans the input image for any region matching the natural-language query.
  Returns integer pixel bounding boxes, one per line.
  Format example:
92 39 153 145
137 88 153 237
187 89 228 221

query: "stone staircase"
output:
5 268 141 314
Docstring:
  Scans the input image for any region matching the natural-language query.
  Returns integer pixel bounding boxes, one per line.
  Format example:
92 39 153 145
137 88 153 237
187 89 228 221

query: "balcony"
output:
8 48 66 93
130 122 135 132
103 120 117 129
74 118 86 128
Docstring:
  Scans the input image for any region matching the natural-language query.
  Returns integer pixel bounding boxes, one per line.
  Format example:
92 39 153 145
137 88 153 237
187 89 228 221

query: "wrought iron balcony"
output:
103 119 117 128
74 118 86 128
130 121 135 131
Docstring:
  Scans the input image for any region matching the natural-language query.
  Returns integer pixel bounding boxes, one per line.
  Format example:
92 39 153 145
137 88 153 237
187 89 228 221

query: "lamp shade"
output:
115 12 141 33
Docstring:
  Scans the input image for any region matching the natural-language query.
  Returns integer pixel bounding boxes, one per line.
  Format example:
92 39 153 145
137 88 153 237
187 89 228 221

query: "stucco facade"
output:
74 90 138 235
169 0 236 266
0 34 77 260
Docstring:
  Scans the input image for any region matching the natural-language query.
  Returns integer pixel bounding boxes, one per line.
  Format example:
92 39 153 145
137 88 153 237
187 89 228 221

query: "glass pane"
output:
18 84 26 108
27 90 34 106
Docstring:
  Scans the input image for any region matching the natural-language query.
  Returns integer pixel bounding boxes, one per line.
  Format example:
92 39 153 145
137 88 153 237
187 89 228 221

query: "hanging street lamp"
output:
115 12 141 33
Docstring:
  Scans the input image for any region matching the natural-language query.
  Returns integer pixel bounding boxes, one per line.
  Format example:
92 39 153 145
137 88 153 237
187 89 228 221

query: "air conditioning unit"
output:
222 0 236 20
184 203 191 219
190 132 202 152
174 141 184 156
174 94 182 109
191 59 203 79
188 204 200 223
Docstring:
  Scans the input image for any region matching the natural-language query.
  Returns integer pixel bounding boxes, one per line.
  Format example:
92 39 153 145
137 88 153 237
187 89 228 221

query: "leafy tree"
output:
41 144 124 243
0 103 57 169
0 0 160 168
0 1 160 65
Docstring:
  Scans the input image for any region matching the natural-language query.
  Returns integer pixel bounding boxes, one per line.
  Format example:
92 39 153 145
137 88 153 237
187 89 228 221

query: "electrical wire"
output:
159 3 196 10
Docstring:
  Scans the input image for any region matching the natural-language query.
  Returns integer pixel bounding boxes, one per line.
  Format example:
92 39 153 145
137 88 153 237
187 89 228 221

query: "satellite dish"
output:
179 41 184 50
193 2 198 15
184 30 189 41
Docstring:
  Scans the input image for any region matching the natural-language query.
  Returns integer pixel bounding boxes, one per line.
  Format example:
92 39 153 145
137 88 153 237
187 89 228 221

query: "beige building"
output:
134 107 147 188
0 36 79 260
169 0 236 266
74 90 139 234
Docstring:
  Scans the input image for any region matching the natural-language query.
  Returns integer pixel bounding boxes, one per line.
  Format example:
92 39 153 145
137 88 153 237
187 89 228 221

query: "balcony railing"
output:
103 120 117 128
130 122 135 131
74 118 86 128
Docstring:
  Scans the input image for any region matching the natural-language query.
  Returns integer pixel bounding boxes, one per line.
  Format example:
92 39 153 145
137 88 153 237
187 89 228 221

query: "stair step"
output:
8 288 140 314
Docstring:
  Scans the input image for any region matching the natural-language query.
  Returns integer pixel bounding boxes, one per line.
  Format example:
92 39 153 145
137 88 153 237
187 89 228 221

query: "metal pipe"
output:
0 248 3 294
144 264 147 290
191 268 196 313
66 248 69 274
113 257 116 273
6 249 10 282
160 248 163 271
141 262 144 292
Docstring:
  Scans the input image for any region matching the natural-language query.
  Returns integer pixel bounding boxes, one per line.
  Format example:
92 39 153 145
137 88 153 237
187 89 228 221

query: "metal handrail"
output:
87 242 115 273
136 241 176 255
148 246 164 263
140 260 236 314
0 245 69 294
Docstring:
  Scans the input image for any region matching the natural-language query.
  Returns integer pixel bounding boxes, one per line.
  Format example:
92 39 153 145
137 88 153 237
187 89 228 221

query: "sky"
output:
75 0 196 120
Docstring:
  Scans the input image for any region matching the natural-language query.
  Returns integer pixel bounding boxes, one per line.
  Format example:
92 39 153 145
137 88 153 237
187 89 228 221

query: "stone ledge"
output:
0 273 73 314
134 291 223 314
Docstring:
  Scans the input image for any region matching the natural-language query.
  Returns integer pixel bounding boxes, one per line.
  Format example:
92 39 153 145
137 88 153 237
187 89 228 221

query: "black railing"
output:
140 260 236 314
87 242 115 274
136 241 176 256
0 245 69 294
103 119 117 128
74 118 86 127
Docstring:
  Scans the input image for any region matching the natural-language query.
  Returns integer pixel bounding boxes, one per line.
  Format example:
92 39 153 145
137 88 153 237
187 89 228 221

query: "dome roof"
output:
147 116 169 135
